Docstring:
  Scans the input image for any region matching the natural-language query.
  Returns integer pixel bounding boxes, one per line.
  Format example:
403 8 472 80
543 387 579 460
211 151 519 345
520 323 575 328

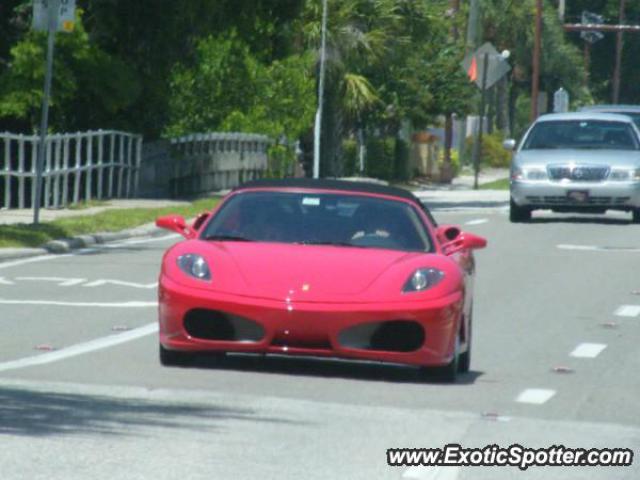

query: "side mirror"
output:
442 231 487 255
502 139 517 151
156 214 196 239
191 211 211 231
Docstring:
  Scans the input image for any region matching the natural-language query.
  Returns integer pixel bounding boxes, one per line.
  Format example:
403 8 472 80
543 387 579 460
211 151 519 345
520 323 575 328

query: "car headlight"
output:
403 268 444 293
609 168 640 181
177 254 211 281
511 167 547 181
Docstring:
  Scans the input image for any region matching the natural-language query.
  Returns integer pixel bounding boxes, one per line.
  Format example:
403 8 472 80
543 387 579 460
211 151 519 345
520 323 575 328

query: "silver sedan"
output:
504 112 640 223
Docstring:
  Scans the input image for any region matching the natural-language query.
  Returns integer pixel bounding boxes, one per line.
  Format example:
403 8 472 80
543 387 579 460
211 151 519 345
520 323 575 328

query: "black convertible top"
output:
234 178 437 225
236 178 417 203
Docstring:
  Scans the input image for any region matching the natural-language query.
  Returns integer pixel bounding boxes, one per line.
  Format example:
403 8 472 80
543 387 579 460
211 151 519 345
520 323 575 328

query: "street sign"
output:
461 42 511 90
553 88 570 113
33 0 76 33
580 11 604 44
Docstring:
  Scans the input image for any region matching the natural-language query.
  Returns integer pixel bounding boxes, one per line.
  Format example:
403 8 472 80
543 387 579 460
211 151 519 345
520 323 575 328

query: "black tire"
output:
509 198 531 223
632 208 640 224
421 336 459 383
159 344 193 367
458 314 472 374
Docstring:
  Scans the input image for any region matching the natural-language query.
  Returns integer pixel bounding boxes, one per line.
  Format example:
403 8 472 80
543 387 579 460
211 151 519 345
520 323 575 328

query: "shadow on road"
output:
183 353 484 386
0 386 300 437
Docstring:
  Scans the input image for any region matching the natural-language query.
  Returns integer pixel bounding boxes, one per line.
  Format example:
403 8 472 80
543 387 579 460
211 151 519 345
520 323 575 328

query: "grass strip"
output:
0 198 219 249
479 178 509 190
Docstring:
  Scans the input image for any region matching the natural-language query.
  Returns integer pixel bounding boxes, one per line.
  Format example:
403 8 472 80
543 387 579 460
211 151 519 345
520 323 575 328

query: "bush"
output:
463 132 511 168
365 137 395 181
438 147 461 177
342 138 358 177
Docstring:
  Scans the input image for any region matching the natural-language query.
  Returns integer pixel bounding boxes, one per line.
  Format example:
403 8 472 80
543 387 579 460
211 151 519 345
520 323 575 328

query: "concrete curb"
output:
0 222 165 262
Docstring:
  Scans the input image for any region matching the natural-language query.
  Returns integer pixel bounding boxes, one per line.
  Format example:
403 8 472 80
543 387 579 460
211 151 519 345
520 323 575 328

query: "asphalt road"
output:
0 206 639 479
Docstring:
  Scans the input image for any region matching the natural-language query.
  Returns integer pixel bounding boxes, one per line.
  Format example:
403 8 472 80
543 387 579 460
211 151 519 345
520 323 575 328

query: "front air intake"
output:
183 309 264 342
338 320 425 353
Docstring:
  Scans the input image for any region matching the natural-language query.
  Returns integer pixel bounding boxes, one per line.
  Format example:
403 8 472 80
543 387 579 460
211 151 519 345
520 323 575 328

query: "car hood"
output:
215 242 420 299
515 149 640 168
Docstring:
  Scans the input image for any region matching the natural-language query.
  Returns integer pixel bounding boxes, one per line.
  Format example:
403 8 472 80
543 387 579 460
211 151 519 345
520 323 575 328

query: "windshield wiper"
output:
297 240 369 248
203 234 253 242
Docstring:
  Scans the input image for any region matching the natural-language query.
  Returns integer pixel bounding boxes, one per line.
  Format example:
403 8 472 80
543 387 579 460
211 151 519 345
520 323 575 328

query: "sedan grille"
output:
548 165 609 182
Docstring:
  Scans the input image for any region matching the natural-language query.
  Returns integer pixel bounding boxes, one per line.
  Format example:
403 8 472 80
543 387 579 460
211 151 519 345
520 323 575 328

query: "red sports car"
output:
155 179 486 381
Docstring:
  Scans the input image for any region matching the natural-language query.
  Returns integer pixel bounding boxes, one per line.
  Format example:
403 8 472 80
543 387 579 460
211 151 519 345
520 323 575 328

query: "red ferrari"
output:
155 179 486 381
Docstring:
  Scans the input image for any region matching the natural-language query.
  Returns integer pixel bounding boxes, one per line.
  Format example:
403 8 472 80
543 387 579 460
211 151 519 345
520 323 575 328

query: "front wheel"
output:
632 208 640 224
509 198 531 223
421 335 459 383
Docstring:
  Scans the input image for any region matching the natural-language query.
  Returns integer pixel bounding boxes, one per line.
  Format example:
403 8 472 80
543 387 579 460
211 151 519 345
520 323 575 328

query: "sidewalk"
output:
0 199 191 226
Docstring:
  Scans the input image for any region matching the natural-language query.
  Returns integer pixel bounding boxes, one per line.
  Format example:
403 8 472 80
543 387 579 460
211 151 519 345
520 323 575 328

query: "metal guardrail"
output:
0 130 142 209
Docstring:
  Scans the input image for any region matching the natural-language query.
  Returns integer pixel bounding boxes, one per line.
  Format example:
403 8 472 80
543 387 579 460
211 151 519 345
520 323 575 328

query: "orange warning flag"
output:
467 56 478 82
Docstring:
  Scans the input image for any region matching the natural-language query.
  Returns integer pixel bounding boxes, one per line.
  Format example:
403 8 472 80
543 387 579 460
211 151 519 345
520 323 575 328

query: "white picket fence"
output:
0 130 142 209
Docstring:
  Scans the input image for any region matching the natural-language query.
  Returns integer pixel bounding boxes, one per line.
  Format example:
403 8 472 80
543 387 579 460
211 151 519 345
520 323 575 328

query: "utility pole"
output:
531 0 542 121
612 0 626 104
312 0 328 179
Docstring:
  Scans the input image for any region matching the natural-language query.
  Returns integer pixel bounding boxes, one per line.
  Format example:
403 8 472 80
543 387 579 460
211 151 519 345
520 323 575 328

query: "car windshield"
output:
523 120 640 151
202 191 432 252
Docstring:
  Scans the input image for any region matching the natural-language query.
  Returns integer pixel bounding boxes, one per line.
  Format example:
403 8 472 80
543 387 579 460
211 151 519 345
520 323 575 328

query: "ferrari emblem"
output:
302 283 310 292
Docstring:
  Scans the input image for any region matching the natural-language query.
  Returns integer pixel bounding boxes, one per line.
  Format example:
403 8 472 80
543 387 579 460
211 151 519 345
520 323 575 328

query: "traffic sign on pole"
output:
32 0 75 225
33 0 76 33
461 42 511 90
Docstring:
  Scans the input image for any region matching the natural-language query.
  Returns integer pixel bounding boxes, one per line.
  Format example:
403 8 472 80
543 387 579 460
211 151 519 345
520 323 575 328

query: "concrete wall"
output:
138 133 271 199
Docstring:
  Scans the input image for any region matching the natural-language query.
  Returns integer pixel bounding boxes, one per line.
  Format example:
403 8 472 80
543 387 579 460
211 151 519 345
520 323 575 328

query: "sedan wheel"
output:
509 198 531 223
632 208 640 224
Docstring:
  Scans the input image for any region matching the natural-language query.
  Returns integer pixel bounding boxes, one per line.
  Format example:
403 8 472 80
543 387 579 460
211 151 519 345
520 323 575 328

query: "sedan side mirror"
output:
156 214 196 239
502 139 517 151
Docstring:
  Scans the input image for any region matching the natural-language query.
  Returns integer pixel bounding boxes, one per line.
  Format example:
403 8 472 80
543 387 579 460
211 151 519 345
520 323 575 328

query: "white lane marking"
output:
16 276 86 287
464 218 488 226
558 244 640 253
0 299 157 308
82 279 158 289
516 389 556 405
0 234 179 271
0 322 158 373
570 343 607 358
0 277 15 285
103 233 181 248
557 244 599 251
403 466 460 480
0 254 59 270
615 305 640 317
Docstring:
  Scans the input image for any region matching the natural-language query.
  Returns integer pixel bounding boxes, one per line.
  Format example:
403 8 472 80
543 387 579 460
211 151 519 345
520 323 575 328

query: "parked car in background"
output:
579 104 640 129
503 112 640 223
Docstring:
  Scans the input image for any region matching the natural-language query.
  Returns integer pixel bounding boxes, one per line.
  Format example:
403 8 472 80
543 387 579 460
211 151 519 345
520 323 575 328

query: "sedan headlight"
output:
177 254 211 281
609 168 640 181
403 268 444 293
512 166 547 181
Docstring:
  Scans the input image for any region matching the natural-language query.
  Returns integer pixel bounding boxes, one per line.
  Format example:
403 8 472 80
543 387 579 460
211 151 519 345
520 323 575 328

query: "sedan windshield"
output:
202 191 432 252
523 120 639 151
